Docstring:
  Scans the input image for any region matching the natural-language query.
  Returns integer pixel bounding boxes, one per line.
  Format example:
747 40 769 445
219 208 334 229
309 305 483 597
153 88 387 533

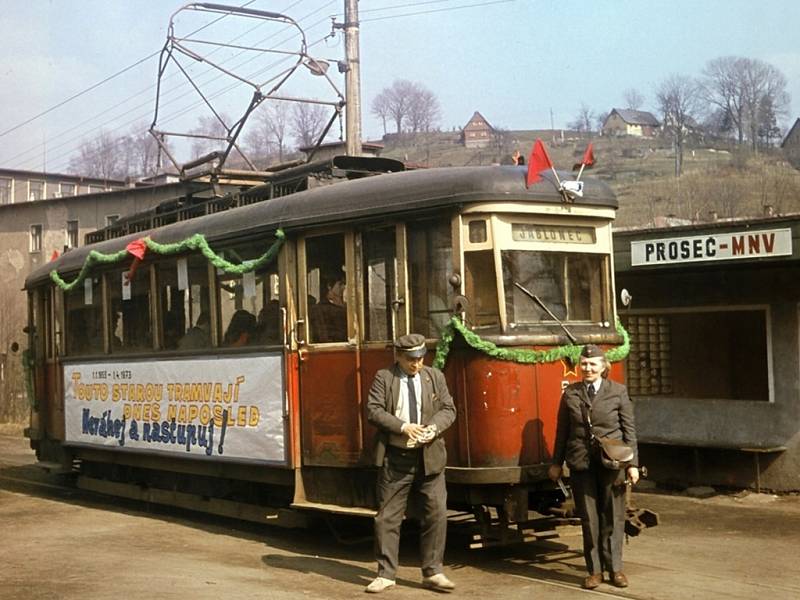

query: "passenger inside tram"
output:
309 271 347 343
223 309 257 347
178 311 211 350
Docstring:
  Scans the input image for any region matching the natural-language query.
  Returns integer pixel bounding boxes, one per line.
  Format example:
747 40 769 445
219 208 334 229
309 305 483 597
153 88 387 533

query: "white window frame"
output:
60 182 76 197
105 214 120 227
30 224 43 253
28 180 45 201
0 177 12 204
66 220 79 249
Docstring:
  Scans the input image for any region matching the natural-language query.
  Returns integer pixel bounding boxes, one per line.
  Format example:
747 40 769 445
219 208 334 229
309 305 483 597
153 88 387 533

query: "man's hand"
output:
627 466 640 485
547 464 562 482
401 423 428 443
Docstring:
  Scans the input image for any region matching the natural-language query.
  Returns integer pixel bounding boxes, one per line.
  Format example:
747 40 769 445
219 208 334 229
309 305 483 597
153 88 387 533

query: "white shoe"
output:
365 577 396 593
422 573 455 592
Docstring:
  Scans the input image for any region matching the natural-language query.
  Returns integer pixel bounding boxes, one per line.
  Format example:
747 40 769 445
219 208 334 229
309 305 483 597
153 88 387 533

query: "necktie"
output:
407 377 418 424
587 383 596 401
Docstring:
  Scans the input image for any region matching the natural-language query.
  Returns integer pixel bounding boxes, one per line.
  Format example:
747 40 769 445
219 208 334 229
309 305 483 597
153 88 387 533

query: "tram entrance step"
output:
290 500 377 518
77 476 310 528
36 461 75 475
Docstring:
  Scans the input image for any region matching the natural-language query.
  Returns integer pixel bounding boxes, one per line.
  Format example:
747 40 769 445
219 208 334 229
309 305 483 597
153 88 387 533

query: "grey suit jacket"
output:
552 378 638 471
366 364 456 475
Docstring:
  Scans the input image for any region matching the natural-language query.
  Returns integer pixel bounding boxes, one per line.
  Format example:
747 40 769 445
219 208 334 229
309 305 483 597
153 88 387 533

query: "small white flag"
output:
121 272 131 301
84 278 93 305
243 271 256 298
177 257 188 290
561 180 584 199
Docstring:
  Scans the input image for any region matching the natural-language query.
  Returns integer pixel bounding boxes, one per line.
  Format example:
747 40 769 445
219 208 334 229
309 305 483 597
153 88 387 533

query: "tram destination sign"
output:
630 228 792 266
512 223 596 244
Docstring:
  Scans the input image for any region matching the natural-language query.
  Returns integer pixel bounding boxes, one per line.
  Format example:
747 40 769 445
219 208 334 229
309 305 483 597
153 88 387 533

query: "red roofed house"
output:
461 111 494 148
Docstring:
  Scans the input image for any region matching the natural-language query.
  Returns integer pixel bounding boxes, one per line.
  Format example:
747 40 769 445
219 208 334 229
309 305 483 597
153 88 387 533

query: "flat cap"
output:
394 333 427 357
581 344 605 359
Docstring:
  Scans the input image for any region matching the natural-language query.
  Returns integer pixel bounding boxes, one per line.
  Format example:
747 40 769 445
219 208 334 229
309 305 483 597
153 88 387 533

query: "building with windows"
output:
602 109 661 137
614 215 800 491
461 111 495 148
0 178 241 422
0 168 126 205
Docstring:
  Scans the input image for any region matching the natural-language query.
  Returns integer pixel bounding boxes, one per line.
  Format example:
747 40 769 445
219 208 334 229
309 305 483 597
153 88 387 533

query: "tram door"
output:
298 232 361 466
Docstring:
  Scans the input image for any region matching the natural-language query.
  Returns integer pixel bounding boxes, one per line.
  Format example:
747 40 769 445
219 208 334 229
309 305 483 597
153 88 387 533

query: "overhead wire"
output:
39 9 337 173
3 0 312 168
10 0 333 172
10 0 512 172
0 0 261 141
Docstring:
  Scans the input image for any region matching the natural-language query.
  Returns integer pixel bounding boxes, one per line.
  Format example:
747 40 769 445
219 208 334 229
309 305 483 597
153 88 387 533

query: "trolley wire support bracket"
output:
149 3 346 177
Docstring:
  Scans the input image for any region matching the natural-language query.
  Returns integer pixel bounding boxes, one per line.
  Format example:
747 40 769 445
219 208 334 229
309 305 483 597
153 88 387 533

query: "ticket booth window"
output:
624 309 769 401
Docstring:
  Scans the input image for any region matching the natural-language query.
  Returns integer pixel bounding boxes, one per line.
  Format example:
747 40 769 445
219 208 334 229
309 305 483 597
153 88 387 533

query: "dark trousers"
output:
570 463 626 575
374 447 447 579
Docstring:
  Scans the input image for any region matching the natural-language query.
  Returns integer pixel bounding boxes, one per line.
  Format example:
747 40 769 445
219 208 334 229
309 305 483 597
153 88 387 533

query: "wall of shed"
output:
615 261 800 491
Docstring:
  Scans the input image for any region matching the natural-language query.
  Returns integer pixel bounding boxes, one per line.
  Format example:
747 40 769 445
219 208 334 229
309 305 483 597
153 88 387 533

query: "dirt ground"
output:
1 430 799 600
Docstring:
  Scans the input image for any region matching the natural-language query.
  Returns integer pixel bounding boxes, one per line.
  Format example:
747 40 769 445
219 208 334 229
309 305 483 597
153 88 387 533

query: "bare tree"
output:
656 74 702 177
189 114 230 160
246 102 291 163
701 56 790 150
568 103 595 133
596 111 610 132
68 130 129 180
623 88 646 111
407 85 440 134
741 60 790 150
291 103 329 149
371 91 391 136
372 79 419 134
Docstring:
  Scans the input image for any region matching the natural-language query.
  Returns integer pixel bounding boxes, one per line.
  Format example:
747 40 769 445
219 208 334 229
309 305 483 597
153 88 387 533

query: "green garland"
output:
50 229 285 291
433 316 630 369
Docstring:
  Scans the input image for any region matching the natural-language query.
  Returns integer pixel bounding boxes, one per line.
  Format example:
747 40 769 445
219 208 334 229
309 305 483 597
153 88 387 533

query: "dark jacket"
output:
366 364 456 475
552 378 638 471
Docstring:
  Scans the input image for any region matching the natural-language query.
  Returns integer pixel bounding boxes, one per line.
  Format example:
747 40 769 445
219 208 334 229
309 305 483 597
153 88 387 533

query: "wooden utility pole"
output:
344 0 362 156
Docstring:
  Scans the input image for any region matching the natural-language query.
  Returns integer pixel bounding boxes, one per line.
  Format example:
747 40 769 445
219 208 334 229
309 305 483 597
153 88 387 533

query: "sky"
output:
1 0 799 174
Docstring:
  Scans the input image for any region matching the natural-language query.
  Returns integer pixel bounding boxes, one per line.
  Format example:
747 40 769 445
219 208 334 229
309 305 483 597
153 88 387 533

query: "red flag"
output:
49 250 60 262
573 142 595 170
126 239 147 260
125 239 147 284
526 139 554 187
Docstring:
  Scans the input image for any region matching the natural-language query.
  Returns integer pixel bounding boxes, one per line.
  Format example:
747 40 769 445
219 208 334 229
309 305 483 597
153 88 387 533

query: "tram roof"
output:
28 166 617 288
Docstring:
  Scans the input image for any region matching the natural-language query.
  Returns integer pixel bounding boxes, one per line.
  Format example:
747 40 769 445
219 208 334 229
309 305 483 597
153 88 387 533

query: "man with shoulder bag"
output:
548 344 639 590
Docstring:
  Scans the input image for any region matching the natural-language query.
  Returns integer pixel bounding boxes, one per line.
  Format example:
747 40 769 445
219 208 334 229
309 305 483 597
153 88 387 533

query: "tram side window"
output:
464 250 500 330
363 228 396 342
407 219 452 338
65 277 104 356
156 256 211 351
108 267 153 353
306 233 347 344
216 242 280 347
501 251 605 327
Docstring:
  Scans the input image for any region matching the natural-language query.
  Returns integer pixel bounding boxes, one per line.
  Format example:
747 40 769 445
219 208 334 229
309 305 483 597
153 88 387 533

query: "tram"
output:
24 158 625 533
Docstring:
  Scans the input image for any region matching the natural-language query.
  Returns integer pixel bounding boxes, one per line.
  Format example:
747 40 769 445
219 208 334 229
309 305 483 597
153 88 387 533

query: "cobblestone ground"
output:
1 430 799 600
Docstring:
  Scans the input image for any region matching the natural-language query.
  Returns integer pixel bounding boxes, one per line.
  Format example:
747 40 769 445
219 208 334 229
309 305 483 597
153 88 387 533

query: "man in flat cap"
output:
365 333 457 593
549 344 639 590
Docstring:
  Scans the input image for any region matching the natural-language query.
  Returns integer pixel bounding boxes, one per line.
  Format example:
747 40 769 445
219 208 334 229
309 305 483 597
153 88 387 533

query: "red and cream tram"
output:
24 159 625 531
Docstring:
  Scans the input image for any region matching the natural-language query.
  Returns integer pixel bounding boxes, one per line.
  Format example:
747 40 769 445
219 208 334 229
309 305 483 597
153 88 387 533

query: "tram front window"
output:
502 250 605 327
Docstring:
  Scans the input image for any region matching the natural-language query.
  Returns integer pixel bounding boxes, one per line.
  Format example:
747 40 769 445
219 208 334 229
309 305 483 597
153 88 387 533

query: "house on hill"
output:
461 111 494 148
602 108 660 137
781 117 800 169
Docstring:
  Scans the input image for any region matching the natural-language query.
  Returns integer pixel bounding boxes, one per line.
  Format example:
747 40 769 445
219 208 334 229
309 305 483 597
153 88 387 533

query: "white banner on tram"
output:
63 354 286 464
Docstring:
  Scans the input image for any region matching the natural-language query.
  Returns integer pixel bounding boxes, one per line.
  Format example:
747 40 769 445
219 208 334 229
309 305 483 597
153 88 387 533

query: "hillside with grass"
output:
377 132 800 229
